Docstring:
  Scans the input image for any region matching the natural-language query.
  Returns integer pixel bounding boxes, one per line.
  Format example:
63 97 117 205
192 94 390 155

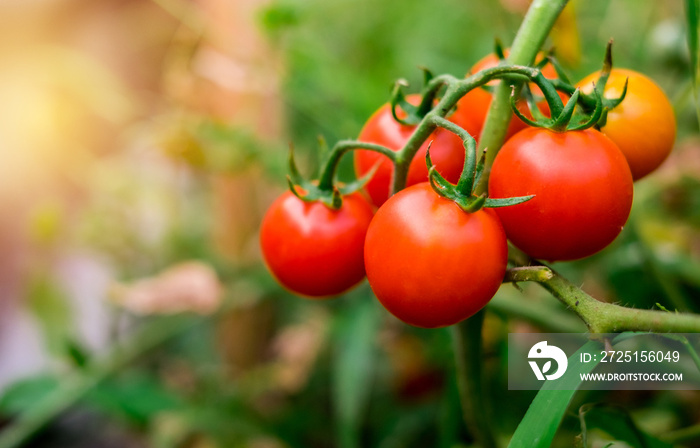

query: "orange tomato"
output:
578 69 676 180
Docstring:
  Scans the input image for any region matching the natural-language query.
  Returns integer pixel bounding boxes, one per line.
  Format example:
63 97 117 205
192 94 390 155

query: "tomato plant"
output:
354 94 480 207
259 191 374 297
488 127 634 261
578 68 676 180
364 182 508 328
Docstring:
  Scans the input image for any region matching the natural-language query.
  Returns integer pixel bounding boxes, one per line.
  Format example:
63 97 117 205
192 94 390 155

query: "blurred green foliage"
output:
2 1 700 448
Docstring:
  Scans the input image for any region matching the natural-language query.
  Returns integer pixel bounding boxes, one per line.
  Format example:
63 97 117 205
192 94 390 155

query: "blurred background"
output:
0 0 699 447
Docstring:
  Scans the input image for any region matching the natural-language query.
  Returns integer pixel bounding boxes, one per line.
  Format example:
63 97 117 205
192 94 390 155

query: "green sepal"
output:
603 77 628 109
337 161 381 196
569 88 604 131
426 150 455 193
420 66 434 88
595 40 614 94
286 145 344 210
287 143 307 185
534 52 551 71
286 175 308 201
510 86 545 128
461 194 486 213
521 84 548 122
578 41 627 114
551 88 580 132
546 54 572 85
484 195 535 208
426 145 533 214
390 79 420 126
494 38 506 61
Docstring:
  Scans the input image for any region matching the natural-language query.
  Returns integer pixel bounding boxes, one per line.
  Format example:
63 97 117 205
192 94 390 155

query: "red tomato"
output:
354 94 480 207
453 50 564 141
364 183 507 328
488 128 633 261
577 68 676 180
260 192 374 297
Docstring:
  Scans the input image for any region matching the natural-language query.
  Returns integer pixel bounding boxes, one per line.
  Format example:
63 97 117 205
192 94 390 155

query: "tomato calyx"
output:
510 81 605 132
390 70 440 126
425 116 533 213
539 41 629 130
286 144 380 210
585 40 630 128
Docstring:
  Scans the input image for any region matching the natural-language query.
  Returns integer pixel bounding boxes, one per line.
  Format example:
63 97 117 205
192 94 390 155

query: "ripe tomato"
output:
452 50 563 141
488 128 633 261
354 94 480 207
260 191 374 297
577 68 676 180
364 183 507 328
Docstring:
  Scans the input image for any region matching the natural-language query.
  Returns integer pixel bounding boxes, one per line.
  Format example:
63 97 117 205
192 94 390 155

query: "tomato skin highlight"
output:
488 128 634 261
578 68 676 180
364 183 507 328
354 95 480 207
260 192 374 298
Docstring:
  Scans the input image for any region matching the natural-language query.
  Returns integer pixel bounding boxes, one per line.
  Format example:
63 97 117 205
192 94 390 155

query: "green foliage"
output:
578 403 673 448
332 297 382 448
508 341 602 448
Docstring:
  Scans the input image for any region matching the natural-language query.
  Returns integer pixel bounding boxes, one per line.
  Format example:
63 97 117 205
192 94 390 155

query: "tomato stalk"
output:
316 140 396 191
449 1 570 446
452 313 498 448
507 249 700 333
425 115 534 213
388 65 561 197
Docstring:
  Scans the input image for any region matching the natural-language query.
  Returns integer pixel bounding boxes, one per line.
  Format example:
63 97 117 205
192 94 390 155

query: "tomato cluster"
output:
260 51 676 329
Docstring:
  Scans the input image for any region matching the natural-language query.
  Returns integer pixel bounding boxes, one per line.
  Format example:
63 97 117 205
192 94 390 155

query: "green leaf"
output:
484 195 535 208
685 0 700 130
508 340 602 448
84 373 182 426
0 376 60 416
333 298 382 448
578 403 673 448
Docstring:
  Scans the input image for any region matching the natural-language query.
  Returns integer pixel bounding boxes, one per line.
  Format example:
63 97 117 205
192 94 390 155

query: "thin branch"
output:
503 266 554 283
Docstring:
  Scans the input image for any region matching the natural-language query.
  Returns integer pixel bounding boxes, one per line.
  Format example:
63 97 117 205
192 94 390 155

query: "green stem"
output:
429 115 477 194
537 265 700 333
318 140 396 190
0 315 202 448
451 311 497 448
475 0 570 195
448 2 570 447
390 66 542 196
503 266 553 283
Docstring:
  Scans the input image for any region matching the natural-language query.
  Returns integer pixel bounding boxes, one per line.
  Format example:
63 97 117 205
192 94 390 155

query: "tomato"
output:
364 183 507 328
354 94 480 207
260 191 374 297
453 50 564 141
488 128 633 261
578 68 676 180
